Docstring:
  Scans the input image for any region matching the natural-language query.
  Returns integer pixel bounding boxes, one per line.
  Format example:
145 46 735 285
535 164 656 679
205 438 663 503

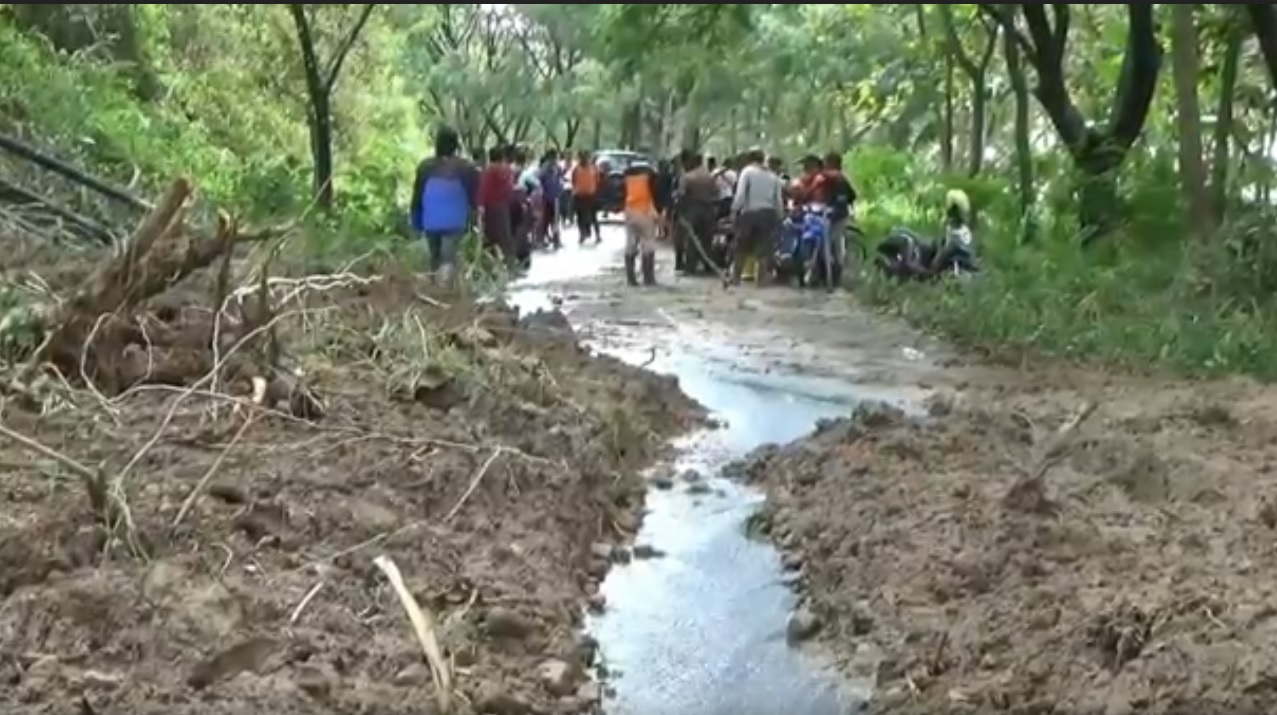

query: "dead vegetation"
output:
0 178 701 714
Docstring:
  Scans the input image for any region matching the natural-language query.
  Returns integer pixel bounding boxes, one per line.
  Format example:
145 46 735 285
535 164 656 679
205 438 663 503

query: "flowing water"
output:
509 226 933 714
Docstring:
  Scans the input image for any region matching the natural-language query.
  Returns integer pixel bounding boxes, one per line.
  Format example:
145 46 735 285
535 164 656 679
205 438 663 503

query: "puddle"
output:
509 231 930 714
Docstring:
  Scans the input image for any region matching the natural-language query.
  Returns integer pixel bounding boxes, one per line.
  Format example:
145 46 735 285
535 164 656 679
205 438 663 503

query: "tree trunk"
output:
1004 25 1036 242
619 102 641 149
942 53 955 170
310 91 335 209
1169 4 1211 238
989 5 1161 240
1210 22 1240 223
287 4 376 212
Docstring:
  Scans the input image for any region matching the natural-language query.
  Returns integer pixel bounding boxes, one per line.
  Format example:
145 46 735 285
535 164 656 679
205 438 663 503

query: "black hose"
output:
674 214 730 284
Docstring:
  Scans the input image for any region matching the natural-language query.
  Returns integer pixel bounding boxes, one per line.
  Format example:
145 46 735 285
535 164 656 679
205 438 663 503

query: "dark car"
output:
593 150 651 213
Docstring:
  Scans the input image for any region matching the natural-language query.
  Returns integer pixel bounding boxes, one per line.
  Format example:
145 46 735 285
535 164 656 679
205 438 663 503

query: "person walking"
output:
410 126 479 286
729 148 784 286
570 150 602 243
621 160 661 286
476 145 516 268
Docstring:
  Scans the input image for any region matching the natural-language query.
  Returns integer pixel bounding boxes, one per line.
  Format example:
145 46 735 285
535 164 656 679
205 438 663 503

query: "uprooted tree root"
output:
0 177 312 536
35 177 296 398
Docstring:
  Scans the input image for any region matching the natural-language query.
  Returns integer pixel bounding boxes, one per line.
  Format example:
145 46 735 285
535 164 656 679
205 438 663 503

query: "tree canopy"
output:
7 4 1277 375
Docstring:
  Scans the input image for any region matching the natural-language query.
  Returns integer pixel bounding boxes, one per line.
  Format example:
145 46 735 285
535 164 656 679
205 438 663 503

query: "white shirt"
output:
714 168 738 199
518 166 541 195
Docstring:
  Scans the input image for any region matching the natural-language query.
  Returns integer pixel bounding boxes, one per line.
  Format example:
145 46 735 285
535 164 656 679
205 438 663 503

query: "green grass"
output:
847 146 1277 380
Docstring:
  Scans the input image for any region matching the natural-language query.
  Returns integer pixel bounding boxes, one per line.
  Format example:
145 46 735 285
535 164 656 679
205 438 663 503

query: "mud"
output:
0 280 701 714
742 372 1277 714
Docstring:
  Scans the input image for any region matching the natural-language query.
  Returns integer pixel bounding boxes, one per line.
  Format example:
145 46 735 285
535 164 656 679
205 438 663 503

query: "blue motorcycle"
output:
777 203 841 290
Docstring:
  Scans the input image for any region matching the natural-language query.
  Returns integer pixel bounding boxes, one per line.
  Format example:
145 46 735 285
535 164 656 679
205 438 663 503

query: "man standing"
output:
713 156 739 220
410 126 479 286
538 150 564 249
477 145 515 268
676 152 719 275
621 160 661 286
819 151 857 287
570 150 602 243
730 148 784 286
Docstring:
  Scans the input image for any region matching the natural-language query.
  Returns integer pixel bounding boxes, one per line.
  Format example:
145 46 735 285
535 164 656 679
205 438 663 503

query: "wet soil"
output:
743 372 1277 714
535 233 1277 713
0 278 701 714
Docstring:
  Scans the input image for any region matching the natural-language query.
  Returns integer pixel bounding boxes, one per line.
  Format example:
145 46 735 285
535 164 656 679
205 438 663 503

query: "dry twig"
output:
0 420 109 518
171 416 255 529
444 448 504 523
373 555 453 713
1004 401 1097 513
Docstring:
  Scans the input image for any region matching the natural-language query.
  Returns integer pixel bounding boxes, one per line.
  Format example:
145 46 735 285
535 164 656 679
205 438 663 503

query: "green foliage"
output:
852 148 1277 379
6 2 1277 381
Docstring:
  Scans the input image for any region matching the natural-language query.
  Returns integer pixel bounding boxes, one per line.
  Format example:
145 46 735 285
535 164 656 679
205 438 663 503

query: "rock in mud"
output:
475 684 535 715
786 608 822 644
651 474 675 490
392 662 430 686
576 680 602 703
632 544 664 560
575 633 599 665
587 593 607 614
782 551 804 571
518 309 576 341
188 637 279 690
538 658 579 696
79 669 124 691
484 606 535 639
850 401 906 429
587 558 610 579
850 605 876 636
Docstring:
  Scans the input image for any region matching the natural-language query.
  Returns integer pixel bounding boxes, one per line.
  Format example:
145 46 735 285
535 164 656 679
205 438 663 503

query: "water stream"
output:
508 229 927 714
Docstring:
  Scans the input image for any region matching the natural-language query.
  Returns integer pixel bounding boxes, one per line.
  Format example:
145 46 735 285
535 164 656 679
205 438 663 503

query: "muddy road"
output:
510 224 952 714
514 224 1277 714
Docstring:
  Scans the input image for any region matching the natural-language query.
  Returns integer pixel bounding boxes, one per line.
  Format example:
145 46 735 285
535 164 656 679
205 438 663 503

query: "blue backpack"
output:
416 174 469 233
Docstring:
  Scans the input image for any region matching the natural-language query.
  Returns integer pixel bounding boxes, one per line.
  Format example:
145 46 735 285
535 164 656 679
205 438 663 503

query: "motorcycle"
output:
875 226 977 281
776 203 841 290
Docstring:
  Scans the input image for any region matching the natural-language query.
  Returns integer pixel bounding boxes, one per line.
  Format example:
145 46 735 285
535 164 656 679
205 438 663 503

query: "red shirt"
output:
477 164 514 209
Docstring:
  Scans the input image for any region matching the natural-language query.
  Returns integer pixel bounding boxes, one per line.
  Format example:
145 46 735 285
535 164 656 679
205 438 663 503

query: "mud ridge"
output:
0 288 701 715
741 389 1277 714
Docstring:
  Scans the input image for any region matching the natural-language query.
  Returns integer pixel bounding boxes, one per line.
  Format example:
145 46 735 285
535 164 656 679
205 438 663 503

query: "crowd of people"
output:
409 125 872 288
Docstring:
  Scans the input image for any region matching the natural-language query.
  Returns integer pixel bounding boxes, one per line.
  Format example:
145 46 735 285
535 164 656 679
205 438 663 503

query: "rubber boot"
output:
829 262 843 292
641 253 656 285
624 253 639 286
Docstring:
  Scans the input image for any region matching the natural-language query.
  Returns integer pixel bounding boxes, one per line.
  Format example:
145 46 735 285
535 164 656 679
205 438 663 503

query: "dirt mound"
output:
0 181 702 714
1 298 699 714
743 385 1277 714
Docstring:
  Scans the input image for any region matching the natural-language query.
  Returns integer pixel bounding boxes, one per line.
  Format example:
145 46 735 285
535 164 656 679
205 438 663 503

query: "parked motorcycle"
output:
875 226 977 281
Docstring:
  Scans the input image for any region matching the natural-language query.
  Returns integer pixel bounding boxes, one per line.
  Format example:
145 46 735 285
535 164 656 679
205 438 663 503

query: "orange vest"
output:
572 165 599 195
624 173 654 212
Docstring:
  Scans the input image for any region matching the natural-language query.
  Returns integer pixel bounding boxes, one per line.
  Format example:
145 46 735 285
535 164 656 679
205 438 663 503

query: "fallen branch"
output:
171 416 255 529
1004 401 1097 513
0 420 109 519
0 177 116 244
373 555 453 713
288 580 326 625
0 131 151 211
443 448 504 523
